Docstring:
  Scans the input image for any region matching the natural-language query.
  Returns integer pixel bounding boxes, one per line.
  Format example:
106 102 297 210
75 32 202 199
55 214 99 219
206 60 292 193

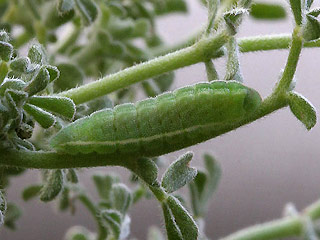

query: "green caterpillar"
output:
50 81 262 156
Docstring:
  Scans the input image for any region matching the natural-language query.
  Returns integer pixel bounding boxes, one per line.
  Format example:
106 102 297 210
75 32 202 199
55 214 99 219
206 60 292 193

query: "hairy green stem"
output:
0 150 133 169
153 33 320 57
220 200 320 240
60 31 229 104
220 217 303 240
275 26 303 93
59 33 320 105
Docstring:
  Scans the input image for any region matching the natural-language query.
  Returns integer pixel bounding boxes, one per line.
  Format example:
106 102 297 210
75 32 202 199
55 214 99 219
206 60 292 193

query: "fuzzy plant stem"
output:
220 200 320 240
59 31 229 104
274 26 303 93
59 33 319 105
153 33 320 57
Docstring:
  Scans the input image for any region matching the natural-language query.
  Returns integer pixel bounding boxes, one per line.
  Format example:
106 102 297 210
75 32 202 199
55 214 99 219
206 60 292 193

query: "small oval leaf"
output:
28 96 76 120
74 0 98 26
24 67 50 96
288 92 317 130
92 173 119 201
0 41 13 62
22 185 42 201
250 3 287 20
24 104 56 129
39 170 64 202
10 57 31 73
28 44 46 64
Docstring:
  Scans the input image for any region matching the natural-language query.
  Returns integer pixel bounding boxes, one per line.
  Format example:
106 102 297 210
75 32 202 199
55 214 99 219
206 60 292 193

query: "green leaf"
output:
82 95 113 116
132 186 146 204
45 6 75 30
5 91 22 123
224 8 247 34
39 170 64 202
0 61 8 84
0 31 10 42
101 209 122 239
189 154 221 217
288 92 317 130
5 89 28 105
92 173 119 201
28 96 76 120
10 57 31 73
24 67 50 96
24 104 56 129
22 185 42 201
14 137 35 151
154 0 187 15
153 72 175 92
4 203 22 230
66 169 78 183
303 14 320 41
110 183 132 215
162 202 183 240
289 0 304 25
126 157 159 186
161 152 197 194
44 65 60 83
202 154 221 202
0 41 13 62
54 63 84 91
58 0 75 13
59 187 70 211
74 0 98 26
28 44 46 64
250 3 286 20
132 19 151 37
166 195 198 240
0 79 26 96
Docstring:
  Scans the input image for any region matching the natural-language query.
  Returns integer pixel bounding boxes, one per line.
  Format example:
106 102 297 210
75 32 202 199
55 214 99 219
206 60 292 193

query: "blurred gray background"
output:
1 0 320 239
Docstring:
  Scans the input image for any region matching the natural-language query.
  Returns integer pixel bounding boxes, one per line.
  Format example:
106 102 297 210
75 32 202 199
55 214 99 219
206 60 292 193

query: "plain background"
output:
1 0 320 239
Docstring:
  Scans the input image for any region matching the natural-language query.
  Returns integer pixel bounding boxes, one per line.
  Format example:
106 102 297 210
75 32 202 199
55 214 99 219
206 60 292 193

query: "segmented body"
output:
50 81 261 156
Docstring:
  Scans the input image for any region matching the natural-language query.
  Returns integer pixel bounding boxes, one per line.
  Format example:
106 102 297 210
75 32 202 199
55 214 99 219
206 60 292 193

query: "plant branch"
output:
59 33 320 105
220 200 320 240
59 31 229 104
153 33 320 57
274 26 303 93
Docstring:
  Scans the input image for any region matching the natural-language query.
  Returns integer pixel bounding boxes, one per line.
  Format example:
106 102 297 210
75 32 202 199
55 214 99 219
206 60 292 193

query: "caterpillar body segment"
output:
50 81 262 156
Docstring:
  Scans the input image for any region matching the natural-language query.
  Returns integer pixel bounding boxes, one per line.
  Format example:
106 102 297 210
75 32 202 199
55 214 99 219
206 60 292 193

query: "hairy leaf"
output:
39 170 64 202
161 152 197 193
288 92 317 130
22 185 42 201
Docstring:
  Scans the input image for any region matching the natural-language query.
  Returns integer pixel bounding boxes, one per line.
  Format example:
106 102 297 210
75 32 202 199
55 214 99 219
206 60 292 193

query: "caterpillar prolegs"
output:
50 81 262 156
